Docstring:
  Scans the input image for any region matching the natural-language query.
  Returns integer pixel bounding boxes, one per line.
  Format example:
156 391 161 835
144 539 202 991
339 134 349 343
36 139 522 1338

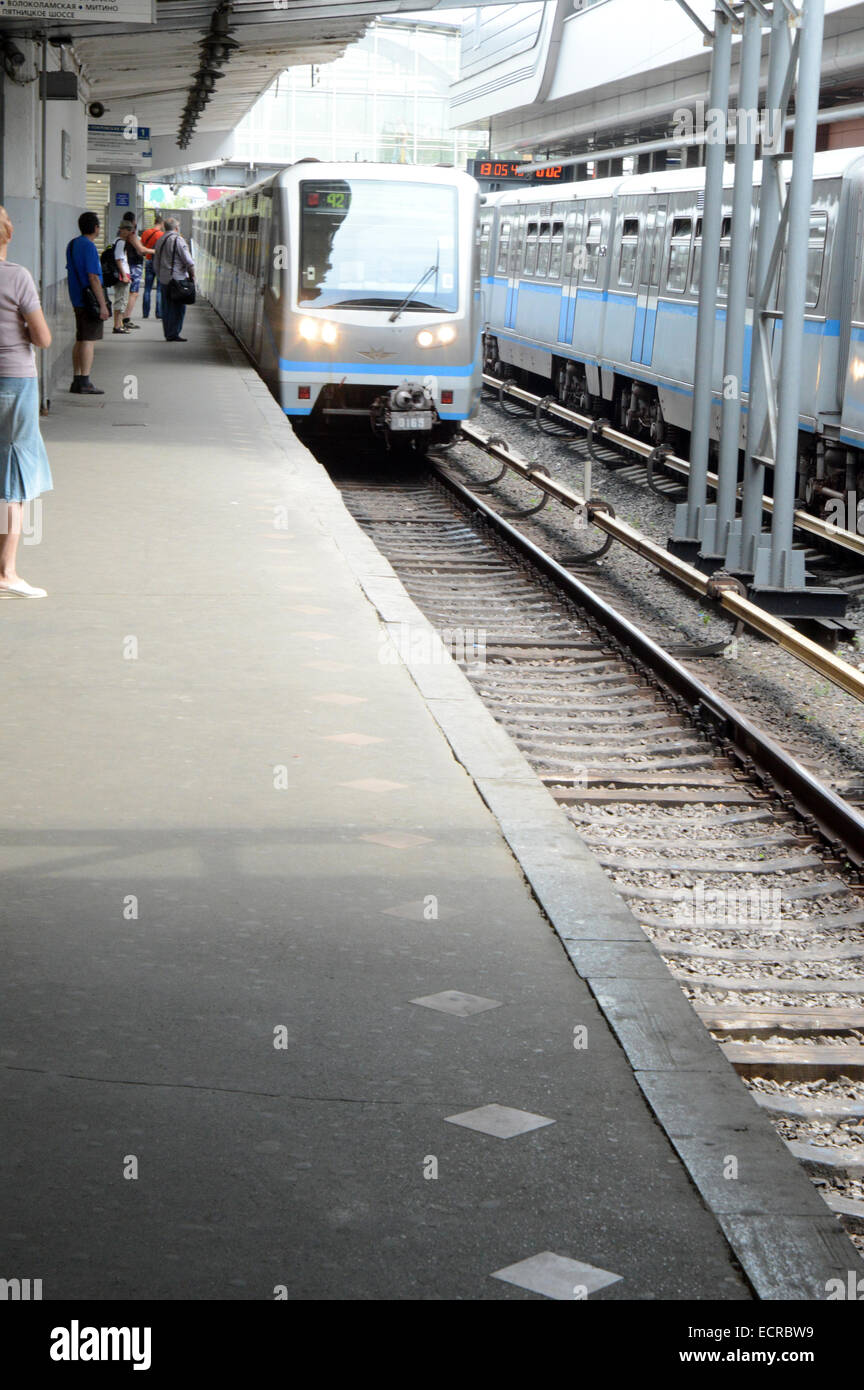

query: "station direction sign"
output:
0 0 155 20
88 122 152 170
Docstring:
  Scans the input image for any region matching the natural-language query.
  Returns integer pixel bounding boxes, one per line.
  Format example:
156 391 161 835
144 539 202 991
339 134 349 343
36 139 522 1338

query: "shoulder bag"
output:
167 237 196 305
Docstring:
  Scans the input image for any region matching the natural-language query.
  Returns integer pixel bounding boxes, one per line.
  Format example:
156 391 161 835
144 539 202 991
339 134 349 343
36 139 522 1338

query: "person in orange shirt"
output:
140 214 165 320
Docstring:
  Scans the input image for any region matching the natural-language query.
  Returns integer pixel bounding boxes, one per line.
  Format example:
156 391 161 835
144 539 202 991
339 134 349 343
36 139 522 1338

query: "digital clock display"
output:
470 159 565 183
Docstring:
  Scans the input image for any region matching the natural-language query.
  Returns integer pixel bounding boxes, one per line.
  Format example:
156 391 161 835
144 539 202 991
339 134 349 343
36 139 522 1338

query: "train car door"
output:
505 208 526 329
630 196 668 365
558 203 584 343
252 193 271 363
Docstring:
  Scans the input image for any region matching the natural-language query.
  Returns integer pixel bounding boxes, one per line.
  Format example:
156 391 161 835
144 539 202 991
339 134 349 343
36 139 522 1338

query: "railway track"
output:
328 452 864 1249
484 374 864 614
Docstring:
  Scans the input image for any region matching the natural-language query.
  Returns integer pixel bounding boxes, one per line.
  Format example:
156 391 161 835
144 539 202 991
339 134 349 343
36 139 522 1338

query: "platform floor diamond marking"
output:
411 990 501 1017
444 1104 554 1138
360 831 432 849
491 1252 623 1300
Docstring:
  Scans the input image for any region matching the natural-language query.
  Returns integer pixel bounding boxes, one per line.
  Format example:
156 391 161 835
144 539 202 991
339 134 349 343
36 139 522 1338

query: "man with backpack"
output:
65 210 110 395
108 226 133 335
119 212 151 329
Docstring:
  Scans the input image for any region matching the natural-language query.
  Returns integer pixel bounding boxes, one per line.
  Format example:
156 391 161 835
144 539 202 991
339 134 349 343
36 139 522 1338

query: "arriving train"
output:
479 149 864 508
193 162 483 446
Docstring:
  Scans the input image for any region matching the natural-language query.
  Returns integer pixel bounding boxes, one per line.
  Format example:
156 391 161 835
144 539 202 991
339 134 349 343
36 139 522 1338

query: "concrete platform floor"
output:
1 303 765 1300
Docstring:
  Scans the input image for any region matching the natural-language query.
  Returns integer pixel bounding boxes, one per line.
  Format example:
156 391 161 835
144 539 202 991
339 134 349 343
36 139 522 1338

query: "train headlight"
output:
852 358 864 383
299 318 319 341
416 330 435 348
320 322 338 346
437 326 456 345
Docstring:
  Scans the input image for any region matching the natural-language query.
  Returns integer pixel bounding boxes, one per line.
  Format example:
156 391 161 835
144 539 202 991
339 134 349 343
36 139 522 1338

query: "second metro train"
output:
194 161 483 446
479 148 864 509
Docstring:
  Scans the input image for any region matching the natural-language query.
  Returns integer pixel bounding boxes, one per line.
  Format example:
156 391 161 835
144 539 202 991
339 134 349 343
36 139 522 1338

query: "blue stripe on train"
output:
486 276 843 338
277 358 477 376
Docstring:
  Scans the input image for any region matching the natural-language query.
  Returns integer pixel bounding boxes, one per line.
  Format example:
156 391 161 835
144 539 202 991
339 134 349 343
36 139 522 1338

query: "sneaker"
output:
113 326 129 334
69 380 81 393
167 336 188 342
0 578 47 598
124 320 141 330
77 383 105 395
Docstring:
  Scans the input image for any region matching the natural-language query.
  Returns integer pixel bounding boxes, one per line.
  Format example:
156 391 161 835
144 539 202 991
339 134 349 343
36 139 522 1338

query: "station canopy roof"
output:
4 1 460 141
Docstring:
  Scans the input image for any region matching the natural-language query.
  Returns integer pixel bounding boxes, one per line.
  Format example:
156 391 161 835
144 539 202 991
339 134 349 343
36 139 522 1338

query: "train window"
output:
806 212 827 308
479 217 492 274
618 217 640 288
717 217 732 297
523 222 539 276
666 218 692 294
563 210 579 279
582 218 602 284
549 221 564 279
536 222 552 277
496 221 511 274
690 219 702 292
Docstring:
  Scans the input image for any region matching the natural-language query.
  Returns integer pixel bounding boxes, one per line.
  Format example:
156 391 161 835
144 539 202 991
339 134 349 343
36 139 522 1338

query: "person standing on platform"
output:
153 218 195 343
0 205 53 598
120 212 150 329
65 210 110 396
141 213 164 320
112 225 133 335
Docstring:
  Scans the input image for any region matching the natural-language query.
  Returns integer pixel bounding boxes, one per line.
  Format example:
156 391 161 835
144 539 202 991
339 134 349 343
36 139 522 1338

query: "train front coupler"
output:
374 382 438 438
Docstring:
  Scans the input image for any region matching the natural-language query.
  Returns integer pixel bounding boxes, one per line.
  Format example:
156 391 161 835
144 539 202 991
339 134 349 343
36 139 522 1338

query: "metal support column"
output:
669 3 733 562
701 0 764 569
737 0 793 572
749 0 844 615
765 0 823 588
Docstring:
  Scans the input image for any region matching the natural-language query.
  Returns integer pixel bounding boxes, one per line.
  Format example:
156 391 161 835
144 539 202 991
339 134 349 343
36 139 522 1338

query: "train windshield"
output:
299 179 459 311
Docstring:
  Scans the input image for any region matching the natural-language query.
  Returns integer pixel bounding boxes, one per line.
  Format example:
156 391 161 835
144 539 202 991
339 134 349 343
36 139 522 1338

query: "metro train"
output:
193 162 483 446
479 148 864 508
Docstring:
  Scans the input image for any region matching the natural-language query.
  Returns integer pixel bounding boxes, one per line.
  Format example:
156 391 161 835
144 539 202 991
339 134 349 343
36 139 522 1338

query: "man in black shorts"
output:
65 211 110 395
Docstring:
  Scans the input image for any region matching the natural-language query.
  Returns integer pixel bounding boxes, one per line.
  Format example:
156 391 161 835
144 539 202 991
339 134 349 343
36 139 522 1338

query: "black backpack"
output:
100 243 118 288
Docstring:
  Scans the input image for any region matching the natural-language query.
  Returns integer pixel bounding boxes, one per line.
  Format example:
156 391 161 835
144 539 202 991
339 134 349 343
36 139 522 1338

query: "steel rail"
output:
430 458 864 865
458 419 864 705
483 373 864 561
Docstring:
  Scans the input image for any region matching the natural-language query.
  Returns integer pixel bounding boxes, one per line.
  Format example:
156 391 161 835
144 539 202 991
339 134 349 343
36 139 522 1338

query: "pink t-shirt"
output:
0 260 39 378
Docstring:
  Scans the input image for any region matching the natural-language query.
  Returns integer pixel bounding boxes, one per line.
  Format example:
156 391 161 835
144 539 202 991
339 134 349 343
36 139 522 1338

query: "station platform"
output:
1 303 857 1302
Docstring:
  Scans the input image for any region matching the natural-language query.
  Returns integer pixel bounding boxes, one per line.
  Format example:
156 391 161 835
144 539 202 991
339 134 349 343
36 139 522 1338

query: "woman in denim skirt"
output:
0 206 53 598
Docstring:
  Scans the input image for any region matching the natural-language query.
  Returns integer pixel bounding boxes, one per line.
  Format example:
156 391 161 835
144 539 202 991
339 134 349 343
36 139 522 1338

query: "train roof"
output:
198 161 479 212
486 147 864 208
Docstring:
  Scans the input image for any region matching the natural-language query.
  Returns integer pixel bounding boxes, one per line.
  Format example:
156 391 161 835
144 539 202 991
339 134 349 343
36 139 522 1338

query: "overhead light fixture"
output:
177 1 239 147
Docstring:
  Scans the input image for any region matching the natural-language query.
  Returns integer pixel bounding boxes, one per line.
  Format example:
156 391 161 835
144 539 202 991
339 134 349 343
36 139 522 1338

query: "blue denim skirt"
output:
0 375 53 502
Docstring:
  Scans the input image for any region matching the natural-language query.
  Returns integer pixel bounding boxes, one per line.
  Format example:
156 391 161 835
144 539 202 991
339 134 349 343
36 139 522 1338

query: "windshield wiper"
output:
326 297 408 309
389 261 439 322
326 297 440 311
